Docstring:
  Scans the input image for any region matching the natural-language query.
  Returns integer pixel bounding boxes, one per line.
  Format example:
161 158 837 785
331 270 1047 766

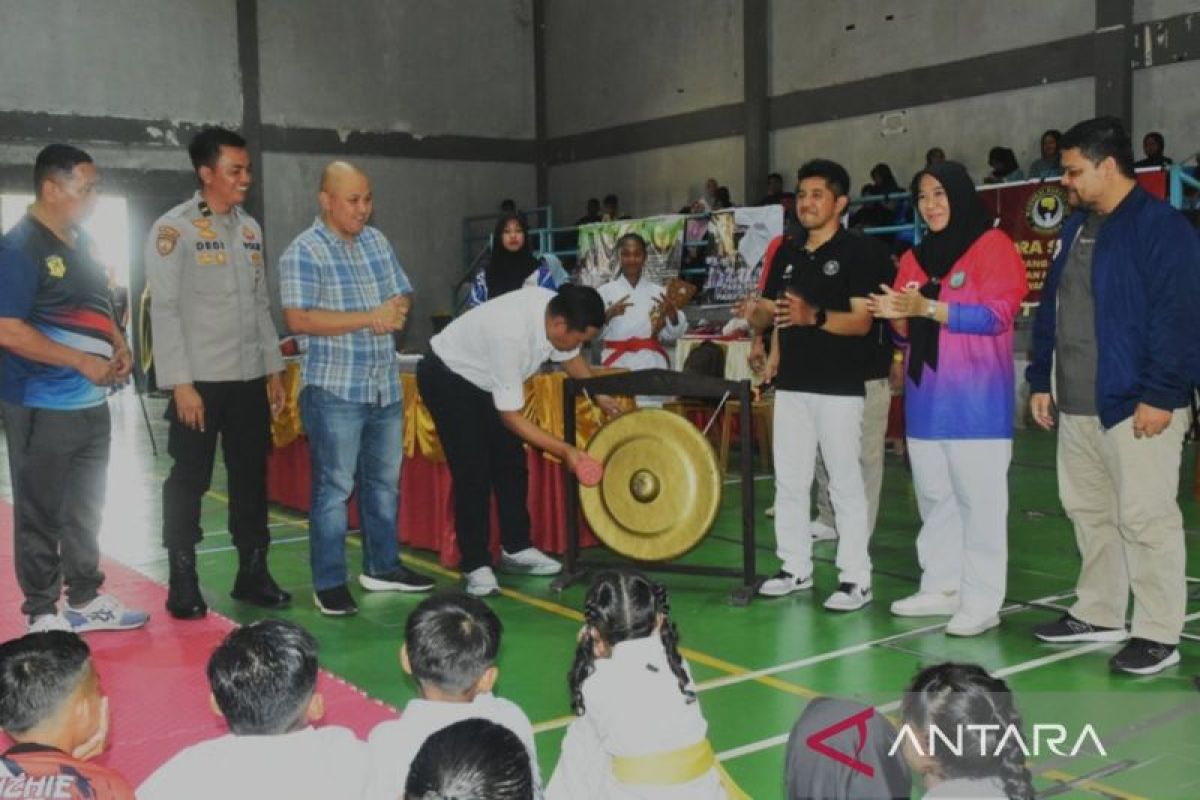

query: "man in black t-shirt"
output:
744 160 893 611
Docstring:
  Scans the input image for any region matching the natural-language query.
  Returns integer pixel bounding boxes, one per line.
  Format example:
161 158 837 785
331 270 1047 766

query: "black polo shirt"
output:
762 228 893 396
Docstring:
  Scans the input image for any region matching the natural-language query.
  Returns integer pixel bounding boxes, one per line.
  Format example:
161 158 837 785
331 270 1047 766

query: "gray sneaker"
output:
499 547 562 576
758 570 814 597
27 613 73 634
465 566 501 597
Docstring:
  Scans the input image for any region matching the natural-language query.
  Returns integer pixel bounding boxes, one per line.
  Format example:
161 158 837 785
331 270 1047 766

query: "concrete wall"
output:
548 136 744 222
265 154 535 345
258 0 535 138
544 0 742 137
1133 0 1199 23
1132 59 1200 162
771 79 1097 191
768 0 1095 95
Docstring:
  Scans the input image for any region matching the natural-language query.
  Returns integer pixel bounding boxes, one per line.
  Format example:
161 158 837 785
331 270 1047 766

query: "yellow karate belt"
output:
611 739 750 799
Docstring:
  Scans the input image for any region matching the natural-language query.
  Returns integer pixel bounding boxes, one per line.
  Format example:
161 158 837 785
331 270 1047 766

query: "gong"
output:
579 408 722 561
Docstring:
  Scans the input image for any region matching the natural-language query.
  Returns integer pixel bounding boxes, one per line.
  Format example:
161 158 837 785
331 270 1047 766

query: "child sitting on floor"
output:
900 662 1036 799
405 718 534 800
367 592 540 800
0 632 133 799
546 569 745 799
138 619 367 800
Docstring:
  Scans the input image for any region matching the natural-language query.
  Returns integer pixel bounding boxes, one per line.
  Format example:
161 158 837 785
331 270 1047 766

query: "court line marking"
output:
202 490 827 706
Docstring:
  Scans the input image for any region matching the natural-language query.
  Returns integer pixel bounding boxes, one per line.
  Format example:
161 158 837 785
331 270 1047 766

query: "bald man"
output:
279 161 434 616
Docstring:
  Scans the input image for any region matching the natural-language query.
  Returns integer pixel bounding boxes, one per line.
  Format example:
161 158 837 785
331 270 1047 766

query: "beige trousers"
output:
814 378 892 535
1058 410 1189 644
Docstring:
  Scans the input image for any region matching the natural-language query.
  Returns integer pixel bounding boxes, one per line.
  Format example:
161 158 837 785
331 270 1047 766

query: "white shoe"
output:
764 505 775 518
465 566 501 597
499 547 562 576
27 613 73 634
810 520 838 541
758 570 813 597
824 583 872 611
63 595 150 632
946 612 1001 637
890 591 960 617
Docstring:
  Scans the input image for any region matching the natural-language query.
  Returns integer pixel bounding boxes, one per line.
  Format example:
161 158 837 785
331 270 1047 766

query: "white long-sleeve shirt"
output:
597 275 687 371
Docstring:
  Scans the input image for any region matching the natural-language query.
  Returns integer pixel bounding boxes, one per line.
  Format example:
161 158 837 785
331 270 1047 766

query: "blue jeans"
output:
300 385 403 591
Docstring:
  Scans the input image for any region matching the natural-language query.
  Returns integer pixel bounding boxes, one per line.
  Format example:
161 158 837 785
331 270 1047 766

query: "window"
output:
1 193 131 285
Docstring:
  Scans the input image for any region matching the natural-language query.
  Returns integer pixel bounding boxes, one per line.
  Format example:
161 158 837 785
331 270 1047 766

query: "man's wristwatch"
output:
813 308 827 328
924 300 938 319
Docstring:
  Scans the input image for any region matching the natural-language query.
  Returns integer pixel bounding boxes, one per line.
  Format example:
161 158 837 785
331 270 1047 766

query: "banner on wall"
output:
575 215 686 288
980 170 1168 304
701 205 785 303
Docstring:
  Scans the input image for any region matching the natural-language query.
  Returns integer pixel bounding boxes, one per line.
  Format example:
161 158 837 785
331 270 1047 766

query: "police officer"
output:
146 126 289 619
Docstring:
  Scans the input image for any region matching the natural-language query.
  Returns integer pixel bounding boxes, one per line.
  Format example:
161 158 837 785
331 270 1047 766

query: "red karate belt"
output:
602 337 669 367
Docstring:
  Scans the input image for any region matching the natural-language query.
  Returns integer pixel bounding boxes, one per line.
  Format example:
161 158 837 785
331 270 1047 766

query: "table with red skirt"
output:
265 363 634 567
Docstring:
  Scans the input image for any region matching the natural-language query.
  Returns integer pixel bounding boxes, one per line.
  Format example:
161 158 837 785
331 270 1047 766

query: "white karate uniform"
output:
138 726 368 800
365 693 540 800
546 637 725 800
598 275 687 371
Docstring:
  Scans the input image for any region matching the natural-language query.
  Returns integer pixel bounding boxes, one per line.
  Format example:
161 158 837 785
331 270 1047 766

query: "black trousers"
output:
162 378 270 551
2 401 109 617
416 353 532 572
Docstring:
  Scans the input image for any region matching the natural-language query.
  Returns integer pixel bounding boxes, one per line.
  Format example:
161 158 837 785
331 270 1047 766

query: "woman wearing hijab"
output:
785 697 911 800
467 213 568 308
868 161 1027 637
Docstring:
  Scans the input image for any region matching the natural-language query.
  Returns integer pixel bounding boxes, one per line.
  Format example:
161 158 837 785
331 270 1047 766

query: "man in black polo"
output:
0 144 149 633
746 159 893 611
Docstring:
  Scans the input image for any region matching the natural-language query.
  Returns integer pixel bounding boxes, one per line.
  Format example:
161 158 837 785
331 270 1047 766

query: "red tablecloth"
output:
267 438 598 567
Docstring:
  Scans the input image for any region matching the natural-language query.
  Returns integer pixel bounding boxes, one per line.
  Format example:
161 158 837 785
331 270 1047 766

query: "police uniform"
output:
145 191 288 617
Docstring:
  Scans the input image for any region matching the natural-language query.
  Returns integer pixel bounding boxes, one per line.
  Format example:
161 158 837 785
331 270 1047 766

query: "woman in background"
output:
467 213 568 308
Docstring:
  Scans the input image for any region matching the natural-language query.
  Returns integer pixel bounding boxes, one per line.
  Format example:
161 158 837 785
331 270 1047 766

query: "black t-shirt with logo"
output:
762 229 894 396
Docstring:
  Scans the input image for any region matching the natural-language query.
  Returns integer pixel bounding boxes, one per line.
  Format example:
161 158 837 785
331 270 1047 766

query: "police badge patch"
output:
156 225 180 256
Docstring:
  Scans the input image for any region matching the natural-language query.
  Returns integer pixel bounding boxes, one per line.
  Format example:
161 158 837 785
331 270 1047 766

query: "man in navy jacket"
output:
1026 116 1200 676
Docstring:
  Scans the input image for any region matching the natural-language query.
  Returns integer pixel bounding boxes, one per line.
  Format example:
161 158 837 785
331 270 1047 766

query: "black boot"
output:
231 546 292 608
166 548 208 620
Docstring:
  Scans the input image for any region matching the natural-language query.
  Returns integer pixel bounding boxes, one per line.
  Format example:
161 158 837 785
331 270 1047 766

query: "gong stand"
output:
554 368 763 605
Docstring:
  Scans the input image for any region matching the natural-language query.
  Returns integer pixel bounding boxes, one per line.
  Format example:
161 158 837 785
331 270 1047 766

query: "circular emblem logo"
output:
949 271 966 289
1025 186 1068 234
822 260 840 276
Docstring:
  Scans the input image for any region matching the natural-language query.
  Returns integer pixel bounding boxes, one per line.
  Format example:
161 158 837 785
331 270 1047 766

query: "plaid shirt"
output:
279 218 411 405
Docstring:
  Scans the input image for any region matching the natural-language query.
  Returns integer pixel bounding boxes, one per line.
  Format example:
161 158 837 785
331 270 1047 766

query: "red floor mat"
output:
0 502 397 786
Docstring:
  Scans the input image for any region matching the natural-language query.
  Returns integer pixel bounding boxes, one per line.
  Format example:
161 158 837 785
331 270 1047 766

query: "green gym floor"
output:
2 392 1198 799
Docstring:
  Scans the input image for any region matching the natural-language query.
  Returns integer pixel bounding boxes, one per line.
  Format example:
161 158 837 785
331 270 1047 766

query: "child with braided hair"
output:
546 570 745 800
900 663 1036 799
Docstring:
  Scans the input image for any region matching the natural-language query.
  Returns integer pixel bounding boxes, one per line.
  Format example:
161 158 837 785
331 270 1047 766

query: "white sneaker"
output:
465 566 501 597
758 570 813 597
500 547 562 576
824 583 872 611
890 591 960 617
946 612 1001 637
810 520 838 542
27 614 73 634
63 595 149 632
764 505 775 518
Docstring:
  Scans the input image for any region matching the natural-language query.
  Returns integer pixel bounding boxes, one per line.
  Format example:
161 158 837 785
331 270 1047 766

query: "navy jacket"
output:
1026 185 1200 429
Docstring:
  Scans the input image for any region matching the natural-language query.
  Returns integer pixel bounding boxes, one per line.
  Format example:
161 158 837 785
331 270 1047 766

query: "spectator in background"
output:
576 197 602 226
1134 131 1172 168
1028 129 1063 178
850 163 903 232
499 198 517 215
983 147 1024 184
467 213 568 309
703 177 719 208
925 147 947 168
714 186 735 210
761 172 784 205
0 632 134 799
602 193 627 221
